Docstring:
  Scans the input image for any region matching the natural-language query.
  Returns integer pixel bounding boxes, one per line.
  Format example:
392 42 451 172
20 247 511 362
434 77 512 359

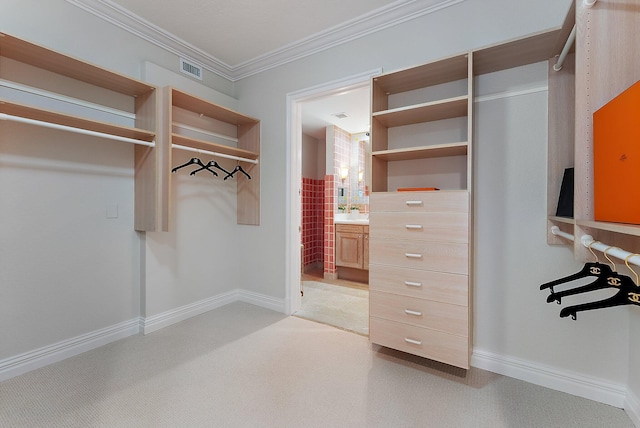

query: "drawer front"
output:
370 212 468 243
370 317 469 369
369 238 468 275
371 191 469 213
335 224 365 234
370 291 468 336
369 264 467 306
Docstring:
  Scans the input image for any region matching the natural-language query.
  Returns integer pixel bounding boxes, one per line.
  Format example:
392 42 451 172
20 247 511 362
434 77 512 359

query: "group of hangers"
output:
540 242 640 320
171 157 251 180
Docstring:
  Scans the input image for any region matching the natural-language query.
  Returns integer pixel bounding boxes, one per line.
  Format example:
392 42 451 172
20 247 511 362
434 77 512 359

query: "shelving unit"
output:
547 0 640 258
162 87 260 227
0 32 159 231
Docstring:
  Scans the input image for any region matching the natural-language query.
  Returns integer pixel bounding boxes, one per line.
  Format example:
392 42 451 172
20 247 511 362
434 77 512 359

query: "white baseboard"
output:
626 389 640 428
141 289 286 335
0 318 141 382
472 348 627 408
1 289 286 382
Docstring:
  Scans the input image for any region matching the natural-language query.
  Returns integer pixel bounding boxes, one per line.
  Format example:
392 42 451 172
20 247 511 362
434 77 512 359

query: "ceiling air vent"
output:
179 58 203 80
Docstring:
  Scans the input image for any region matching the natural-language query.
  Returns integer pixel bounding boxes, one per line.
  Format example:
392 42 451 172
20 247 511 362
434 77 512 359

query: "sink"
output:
334 213 369 224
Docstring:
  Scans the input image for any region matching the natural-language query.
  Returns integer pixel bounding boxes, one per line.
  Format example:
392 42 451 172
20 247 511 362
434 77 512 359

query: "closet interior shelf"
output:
172 142 258 164
551 226 640 267
372 142 467 161
0 102 156 145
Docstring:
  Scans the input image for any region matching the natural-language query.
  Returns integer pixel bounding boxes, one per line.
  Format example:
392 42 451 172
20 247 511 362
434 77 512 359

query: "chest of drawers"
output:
369 191 471 368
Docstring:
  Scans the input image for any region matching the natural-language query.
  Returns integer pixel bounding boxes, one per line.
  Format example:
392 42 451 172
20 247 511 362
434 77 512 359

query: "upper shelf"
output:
0 32 156 97
171 88 259 126
372 95 468 128
372 142 467 161
171 133 259 161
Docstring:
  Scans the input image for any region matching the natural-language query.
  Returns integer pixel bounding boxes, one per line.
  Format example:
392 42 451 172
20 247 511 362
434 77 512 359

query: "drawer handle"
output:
404 337 422 346
405 224 423 230
404 309 422 317
405 200 423 206
405 253 423 259
404 281 422 287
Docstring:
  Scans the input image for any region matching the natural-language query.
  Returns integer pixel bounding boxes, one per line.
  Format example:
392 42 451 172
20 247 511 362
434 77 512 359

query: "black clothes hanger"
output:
172 157 206 173
223 164 251 180
546 263 614 304
540 262 612 292
559 274 640 320
188 160 232 177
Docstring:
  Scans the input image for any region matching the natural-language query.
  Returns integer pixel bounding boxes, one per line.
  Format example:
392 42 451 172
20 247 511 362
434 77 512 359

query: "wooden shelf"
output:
576 220 640 237
373 54 469 95
0 100 156 142
372 96 468 128
549 216 575 225
0 32 155 97
171 133 258 160
372 142 467 162
172 88 259 126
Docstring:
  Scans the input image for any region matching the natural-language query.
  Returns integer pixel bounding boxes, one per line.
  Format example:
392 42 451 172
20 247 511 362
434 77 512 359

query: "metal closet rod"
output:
554 0 598 71
550 226 640 267
172 143 258 164
0 113 155 147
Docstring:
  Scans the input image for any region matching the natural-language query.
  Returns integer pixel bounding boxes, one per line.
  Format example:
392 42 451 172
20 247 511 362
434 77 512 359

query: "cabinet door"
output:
336 231 363 268
363 231 369 270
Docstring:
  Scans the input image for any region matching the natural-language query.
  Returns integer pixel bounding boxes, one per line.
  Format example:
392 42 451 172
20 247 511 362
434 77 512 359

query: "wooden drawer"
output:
371 191 468 213
370 212 468 243
369 264 467 306
369 238 468 275
370 291 468 336
370 317 469 369
335 223 367 234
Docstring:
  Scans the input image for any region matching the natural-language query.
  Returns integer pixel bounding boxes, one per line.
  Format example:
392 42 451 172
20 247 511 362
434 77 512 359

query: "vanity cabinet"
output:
335 223 369 271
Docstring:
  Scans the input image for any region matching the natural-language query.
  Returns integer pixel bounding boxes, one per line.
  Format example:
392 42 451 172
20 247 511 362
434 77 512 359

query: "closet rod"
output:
550 226 575 241
553 24 576 71
584 0 597 8
550 226 640 267
172 143 259 164
0 113 156 147
580 235 640 268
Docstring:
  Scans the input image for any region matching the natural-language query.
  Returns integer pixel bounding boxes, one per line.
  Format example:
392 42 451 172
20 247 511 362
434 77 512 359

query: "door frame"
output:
285 68 381 315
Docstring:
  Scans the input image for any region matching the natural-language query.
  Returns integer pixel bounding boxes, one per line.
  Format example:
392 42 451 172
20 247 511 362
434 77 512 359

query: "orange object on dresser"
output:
593 80 640 225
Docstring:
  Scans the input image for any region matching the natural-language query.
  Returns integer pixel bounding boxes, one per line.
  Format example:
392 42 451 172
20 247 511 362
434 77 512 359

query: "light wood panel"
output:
369 317 469 369
372 96 468 127
370 291 468 336
370 190 468 213
370 212 468 243
369 238 468 275
372 142 467 162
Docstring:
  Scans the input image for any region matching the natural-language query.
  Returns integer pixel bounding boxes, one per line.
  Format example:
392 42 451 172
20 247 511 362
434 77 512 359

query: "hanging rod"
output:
550 226 575 241
580 235 640 268
172 143 258 164
550 226 640 267
0 113 155 147
584 0 597 8
553 24 576 71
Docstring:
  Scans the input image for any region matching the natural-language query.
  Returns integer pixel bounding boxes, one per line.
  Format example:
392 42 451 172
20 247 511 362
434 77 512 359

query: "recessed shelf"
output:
372 95 468 128
548 216 575 225
372 142 467 162
171 88 259 126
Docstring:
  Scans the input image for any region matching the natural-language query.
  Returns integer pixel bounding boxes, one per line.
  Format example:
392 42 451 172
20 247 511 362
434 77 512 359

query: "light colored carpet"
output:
294 280 369 335
0 302 634 428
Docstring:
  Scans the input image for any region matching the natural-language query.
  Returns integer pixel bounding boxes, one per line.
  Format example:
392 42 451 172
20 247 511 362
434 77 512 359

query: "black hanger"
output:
223 164 251 180
546 263 614 304
188 160 232 177
172 157 205 173
559 274 640 320
540 261 611 293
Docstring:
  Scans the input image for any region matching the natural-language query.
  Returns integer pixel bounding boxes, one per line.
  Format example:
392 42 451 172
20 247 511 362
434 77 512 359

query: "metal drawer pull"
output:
405 224 423 230
404 337 422 345
404 309 422 316
405 253 423 259
405 200 423 206
404 281 422 287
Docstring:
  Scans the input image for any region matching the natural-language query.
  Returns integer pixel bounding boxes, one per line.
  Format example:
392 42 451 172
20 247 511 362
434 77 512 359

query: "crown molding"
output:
66 0 466 82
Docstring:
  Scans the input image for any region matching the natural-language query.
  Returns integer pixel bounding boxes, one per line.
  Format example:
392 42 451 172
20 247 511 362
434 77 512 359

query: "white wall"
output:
302 133 324 180
629 311 640 424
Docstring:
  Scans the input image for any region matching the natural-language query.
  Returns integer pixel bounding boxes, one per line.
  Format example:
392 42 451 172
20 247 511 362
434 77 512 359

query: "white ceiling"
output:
68 0 464 139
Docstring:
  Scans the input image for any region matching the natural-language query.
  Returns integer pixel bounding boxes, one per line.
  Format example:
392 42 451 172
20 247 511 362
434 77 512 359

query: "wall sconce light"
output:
358 169 364 183
340 166 349 182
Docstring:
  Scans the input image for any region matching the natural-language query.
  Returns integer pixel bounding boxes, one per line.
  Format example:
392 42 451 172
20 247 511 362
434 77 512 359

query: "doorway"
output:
285 69 381 333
